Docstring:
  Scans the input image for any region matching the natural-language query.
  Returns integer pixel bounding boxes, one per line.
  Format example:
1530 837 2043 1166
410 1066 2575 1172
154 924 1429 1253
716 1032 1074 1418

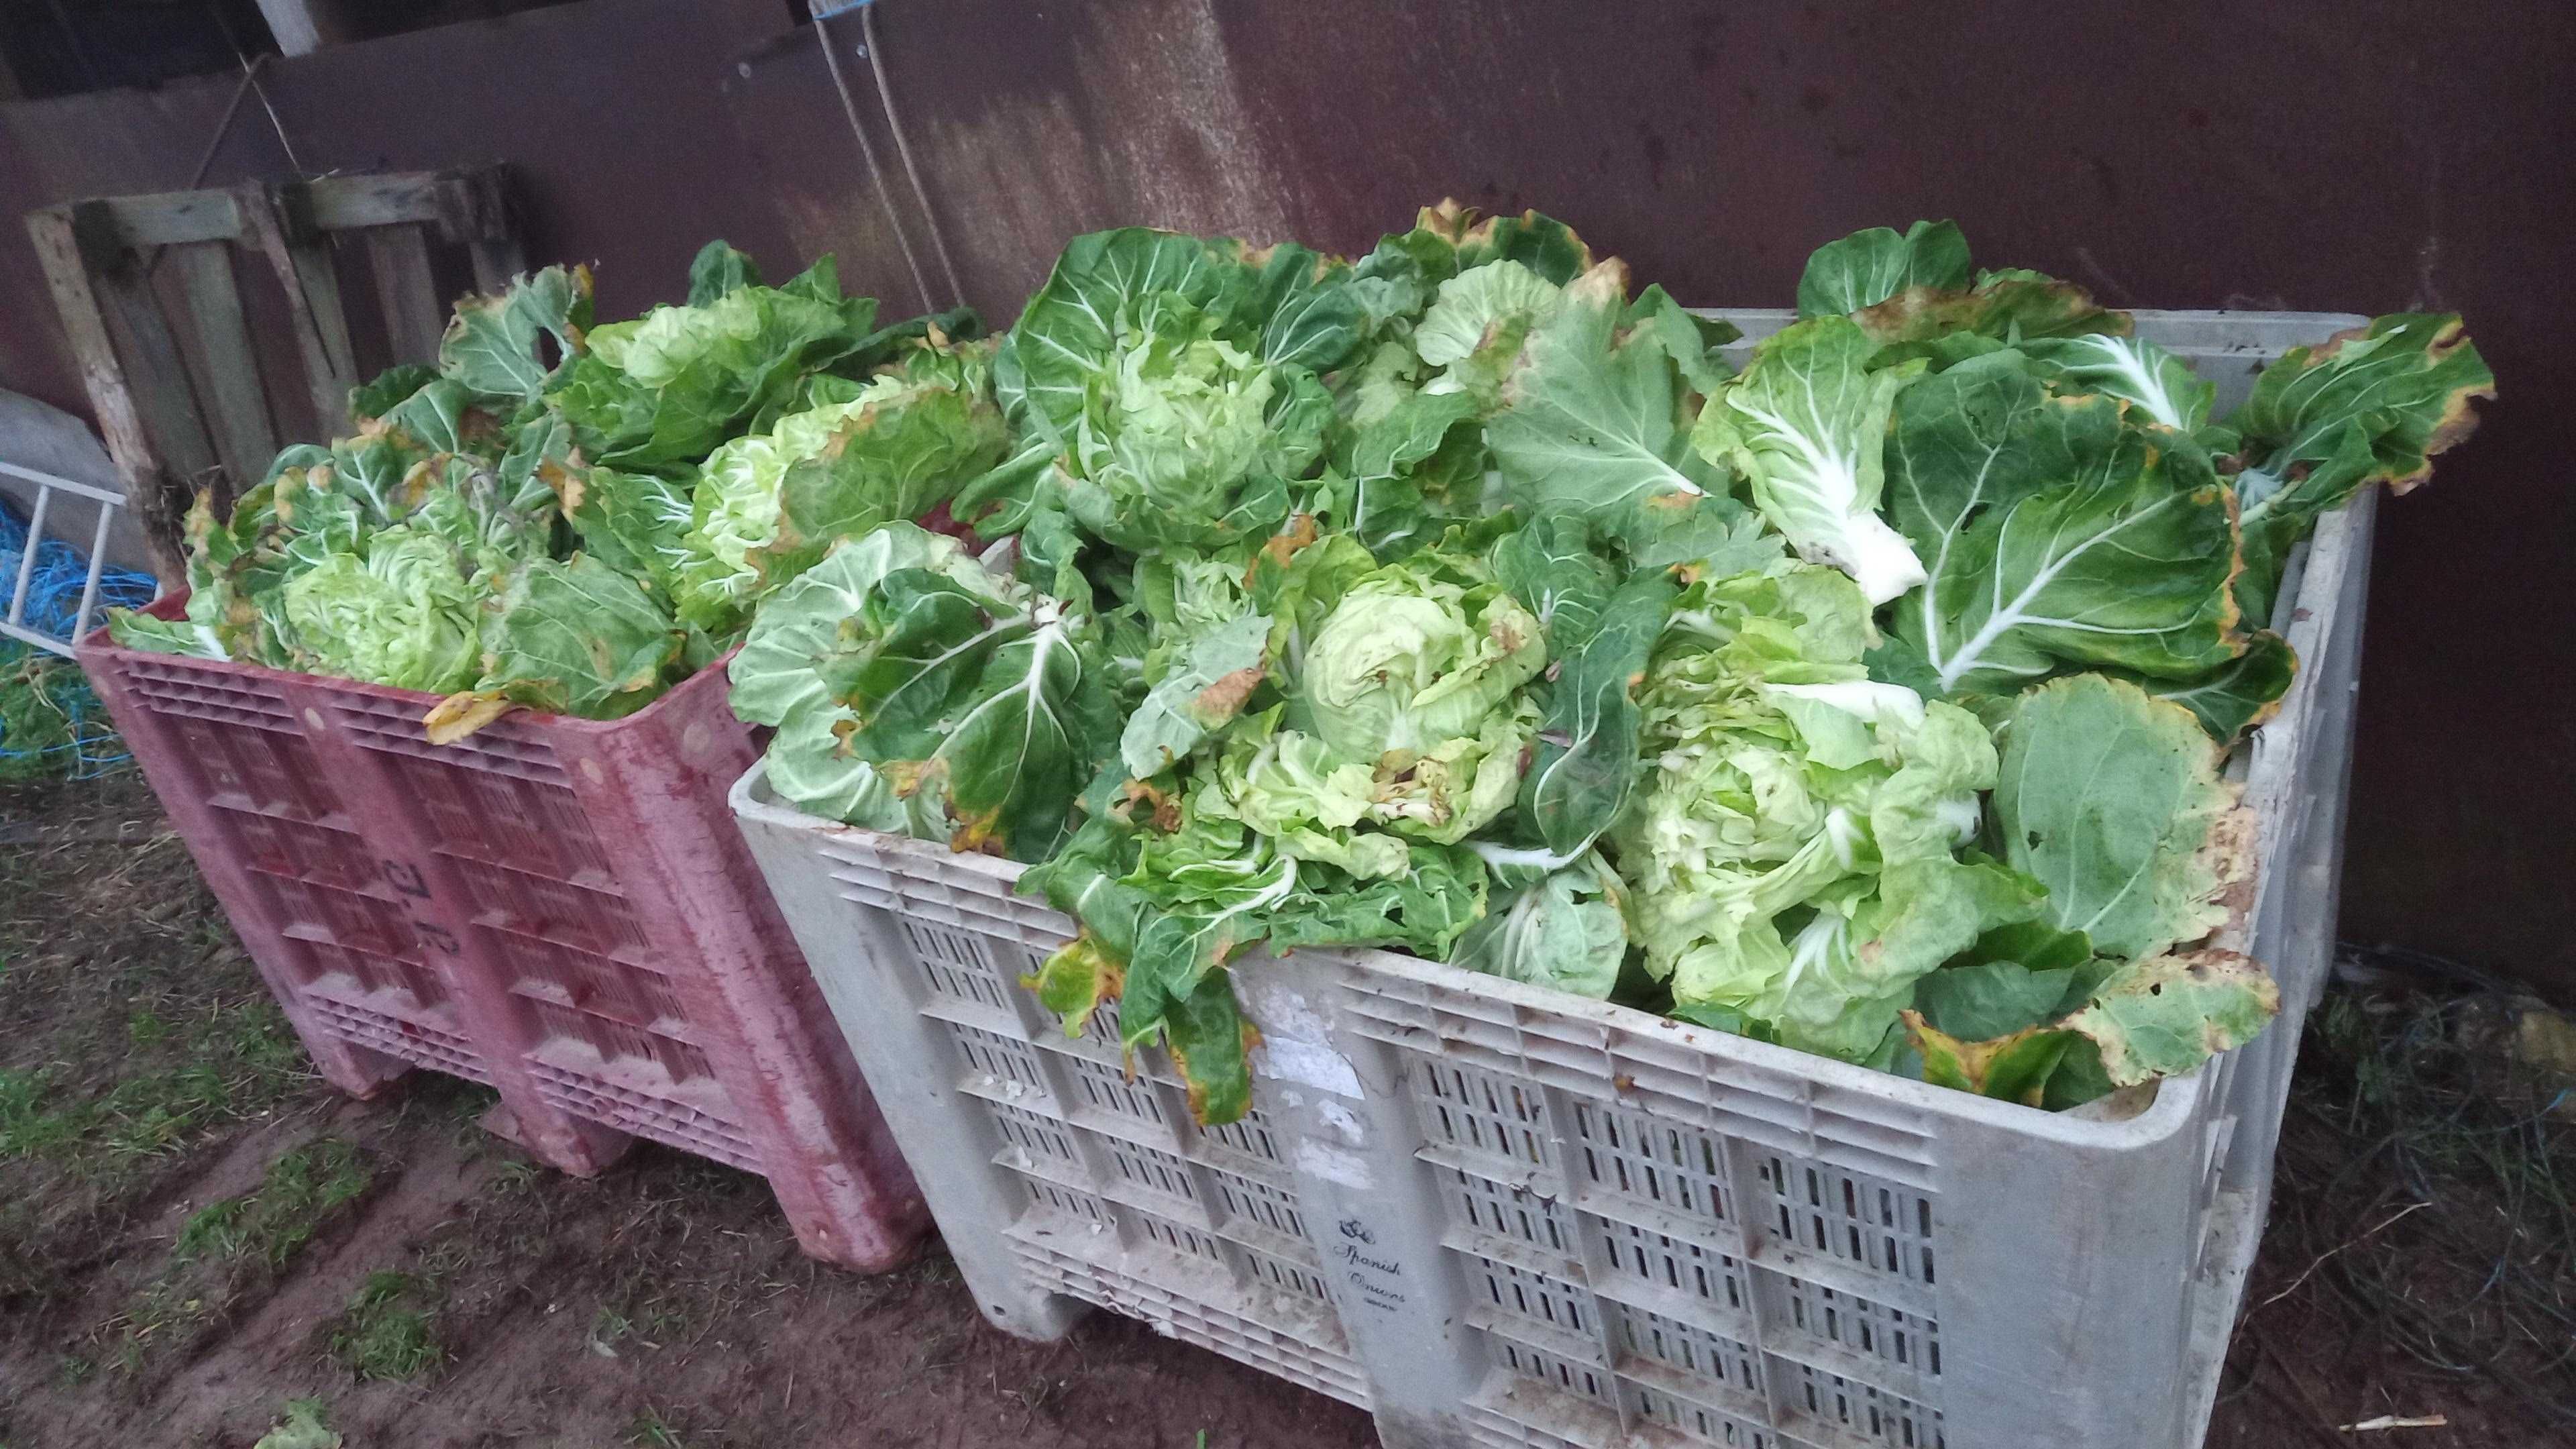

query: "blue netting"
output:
1 494 160 645
1 496 152 779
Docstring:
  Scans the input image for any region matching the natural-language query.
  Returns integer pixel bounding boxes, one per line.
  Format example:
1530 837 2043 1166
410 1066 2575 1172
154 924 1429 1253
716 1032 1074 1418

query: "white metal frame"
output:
1 459 138 657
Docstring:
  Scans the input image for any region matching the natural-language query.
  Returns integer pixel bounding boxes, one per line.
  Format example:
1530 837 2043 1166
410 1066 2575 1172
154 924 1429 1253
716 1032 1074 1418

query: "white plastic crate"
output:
729 311 2373 1449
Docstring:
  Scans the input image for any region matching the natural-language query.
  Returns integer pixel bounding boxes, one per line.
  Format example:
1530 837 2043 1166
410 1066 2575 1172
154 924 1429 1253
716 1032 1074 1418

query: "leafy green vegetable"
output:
1301 551 1544 769
1796 220 1971 319
1695 318 1928 604
1906 949 2275 1103
2221 313 2492 620
2022 333 2214 432
1877 351 2247 697
2112 629 2298 745
741 527 1123 861
1611 558 2027 1060
1454 853 1629 1000
1991 674 2247 962
1120 609 1272 780
549 256 881 470
673 341 1005 633
107 248 981 737
1515 564 1675 863
278 527 480 694
2063 949 2279 1085
722 207 2493 1126
439 264 589 402
1854 270 2128 352
1491 262 1754 564
472 553 696 720
687 239 761 306
1415 259 1564 405
1010 228 1261 432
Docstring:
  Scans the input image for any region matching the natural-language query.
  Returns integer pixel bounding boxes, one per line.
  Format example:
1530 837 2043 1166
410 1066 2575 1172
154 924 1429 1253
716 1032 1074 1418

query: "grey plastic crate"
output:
730 311 2373 1449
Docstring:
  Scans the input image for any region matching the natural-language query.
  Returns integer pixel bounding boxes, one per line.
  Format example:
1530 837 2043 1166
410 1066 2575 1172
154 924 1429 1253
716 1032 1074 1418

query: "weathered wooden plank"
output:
366 223 449 366
87 171 505 245
305 171 456 231
87 259 223 498
441 165 526 290
235 184 360 438
93 189 243 246
23 207 192 575
166 241 280 491
428 166 517 242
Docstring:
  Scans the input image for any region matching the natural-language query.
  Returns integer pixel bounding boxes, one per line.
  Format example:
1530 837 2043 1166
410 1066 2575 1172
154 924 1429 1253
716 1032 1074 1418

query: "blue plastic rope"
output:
0 497 153 779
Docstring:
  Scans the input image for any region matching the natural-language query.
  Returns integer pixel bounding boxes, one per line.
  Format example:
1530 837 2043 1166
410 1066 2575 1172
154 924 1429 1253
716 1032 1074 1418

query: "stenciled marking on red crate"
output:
378 855 465 960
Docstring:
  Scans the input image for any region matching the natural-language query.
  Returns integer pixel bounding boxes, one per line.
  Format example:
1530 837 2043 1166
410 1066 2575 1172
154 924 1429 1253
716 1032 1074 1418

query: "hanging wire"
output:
860 1 964 309
812 5 936 315
138 54 268 285
184 59 262 189
205 0 305 176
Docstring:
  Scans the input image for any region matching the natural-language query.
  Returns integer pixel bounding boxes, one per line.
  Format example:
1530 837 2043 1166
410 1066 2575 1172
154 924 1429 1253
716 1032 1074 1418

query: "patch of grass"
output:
488 1157 543 1195
0 1067 83 1158
625 1408 689 1448
0 1000 303 1171
99 1138 378 1375
591 1261 707 1356
327 1270 442 1381
175 1138 374 1269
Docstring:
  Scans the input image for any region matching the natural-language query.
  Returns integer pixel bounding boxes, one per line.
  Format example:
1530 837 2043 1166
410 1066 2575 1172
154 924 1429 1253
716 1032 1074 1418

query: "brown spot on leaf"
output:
543 459 586 513
947 806 1007 857
1251 515 1321 582
1194 667 1266 724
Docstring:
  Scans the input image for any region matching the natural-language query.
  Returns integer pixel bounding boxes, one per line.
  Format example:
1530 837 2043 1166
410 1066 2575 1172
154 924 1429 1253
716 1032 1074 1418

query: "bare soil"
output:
1 774 2565 1448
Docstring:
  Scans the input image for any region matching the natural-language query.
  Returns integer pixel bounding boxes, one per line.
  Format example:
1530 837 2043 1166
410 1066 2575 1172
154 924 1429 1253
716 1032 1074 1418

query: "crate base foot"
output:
777 1206 928 1274
308 1035 413 1101
480 1099 635 1177
767 1159 934 1273
967 1283 1090 1342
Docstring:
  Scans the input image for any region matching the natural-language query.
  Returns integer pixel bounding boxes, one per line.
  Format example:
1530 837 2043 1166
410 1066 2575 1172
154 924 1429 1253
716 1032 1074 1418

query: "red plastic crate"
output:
77 596 929 1270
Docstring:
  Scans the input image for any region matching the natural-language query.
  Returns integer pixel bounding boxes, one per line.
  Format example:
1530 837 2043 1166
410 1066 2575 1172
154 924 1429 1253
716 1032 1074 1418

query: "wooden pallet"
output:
23 167 527 577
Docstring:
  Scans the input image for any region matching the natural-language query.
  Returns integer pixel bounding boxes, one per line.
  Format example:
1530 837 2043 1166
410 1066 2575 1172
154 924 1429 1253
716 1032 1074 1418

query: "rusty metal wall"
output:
3 0 2568 991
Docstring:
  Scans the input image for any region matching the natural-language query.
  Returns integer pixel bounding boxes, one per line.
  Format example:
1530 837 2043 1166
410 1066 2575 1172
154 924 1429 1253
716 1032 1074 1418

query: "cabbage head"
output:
674 387 877 629
278 526 481 694
1058 299 1326 551
1302 559 1544 763
1612 561 2036 1061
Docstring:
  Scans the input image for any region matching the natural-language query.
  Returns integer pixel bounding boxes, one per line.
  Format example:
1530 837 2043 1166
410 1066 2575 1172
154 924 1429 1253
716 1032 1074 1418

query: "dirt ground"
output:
1 772 2567 1449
